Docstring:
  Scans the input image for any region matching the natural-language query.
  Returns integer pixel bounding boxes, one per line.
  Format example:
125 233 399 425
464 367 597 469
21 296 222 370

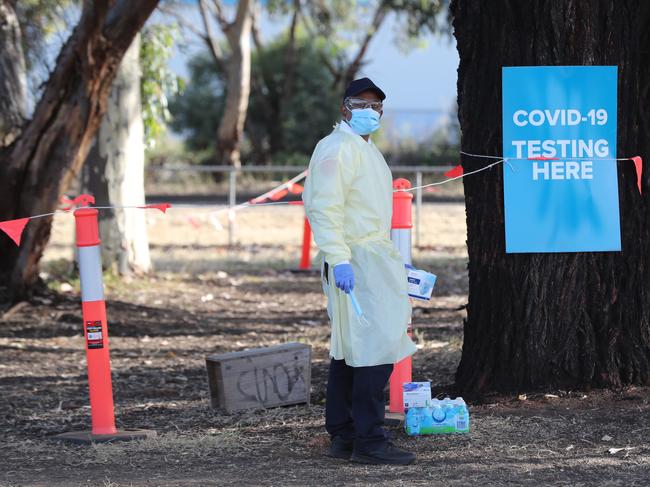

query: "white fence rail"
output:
149 164 456 247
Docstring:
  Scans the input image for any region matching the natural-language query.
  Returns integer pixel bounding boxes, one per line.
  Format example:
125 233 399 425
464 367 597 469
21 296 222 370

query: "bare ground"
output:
1 204 649 486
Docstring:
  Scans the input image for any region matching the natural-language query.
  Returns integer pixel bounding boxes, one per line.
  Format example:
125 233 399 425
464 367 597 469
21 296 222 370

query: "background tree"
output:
0 0 27 146
82 23 183 275
82 35 150 275
170 33 339 165
166 0 256 168
14 0 77 97
169 0 448 165
0 0 159 298
451 0 650 393
1 0 77 146
140 23 184 149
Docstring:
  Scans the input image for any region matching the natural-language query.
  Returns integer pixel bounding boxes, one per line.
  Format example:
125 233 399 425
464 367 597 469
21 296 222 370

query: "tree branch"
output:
250 1 263 51
299 10 340 80
343 0 389 84
210 0 232 32
159 4 209 40
198 0 226 69
158 4 226 72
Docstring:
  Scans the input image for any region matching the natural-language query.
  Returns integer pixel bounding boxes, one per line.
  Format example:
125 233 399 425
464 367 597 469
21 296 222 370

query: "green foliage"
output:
304 0 448 59
170 31 340 164
386 0 449 37
251 29 341 156
169 52 225 152
140 23 185 148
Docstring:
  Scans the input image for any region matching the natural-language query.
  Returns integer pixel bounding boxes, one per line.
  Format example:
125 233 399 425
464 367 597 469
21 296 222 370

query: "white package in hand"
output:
406 267 437 301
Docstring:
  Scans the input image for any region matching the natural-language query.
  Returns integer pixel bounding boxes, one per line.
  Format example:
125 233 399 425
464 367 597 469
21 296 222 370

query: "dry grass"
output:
43 203 468 273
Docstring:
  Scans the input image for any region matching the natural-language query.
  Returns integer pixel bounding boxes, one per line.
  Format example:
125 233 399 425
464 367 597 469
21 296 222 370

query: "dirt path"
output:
1 204 649 486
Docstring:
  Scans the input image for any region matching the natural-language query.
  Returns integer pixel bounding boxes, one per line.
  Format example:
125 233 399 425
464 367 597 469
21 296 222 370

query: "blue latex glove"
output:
333 263 355 294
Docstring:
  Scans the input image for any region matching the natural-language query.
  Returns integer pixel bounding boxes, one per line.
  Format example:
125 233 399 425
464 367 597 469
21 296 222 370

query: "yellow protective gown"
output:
303 122 416 367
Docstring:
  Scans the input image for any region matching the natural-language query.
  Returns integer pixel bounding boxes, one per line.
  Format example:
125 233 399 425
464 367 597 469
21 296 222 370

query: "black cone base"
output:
53 428 157 444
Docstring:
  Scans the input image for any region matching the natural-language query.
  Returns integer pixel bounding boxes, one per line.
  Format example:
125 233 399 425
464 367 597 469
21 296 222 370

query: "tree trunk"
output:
83 34 151 275
452 0 650 394
0 0 159 299
0 0 27 147
217 0 253 168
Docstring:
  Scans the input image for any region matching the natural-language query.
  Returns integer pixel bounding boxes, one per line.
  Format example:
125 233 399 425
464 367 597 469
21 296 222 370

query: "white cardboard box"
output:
402 381 432 409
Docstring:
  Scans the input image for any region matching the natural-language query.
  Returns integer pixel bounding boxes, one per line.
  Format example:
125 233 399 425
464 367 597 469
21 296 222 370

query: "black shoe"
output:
328 436 354 459
350 442 416 465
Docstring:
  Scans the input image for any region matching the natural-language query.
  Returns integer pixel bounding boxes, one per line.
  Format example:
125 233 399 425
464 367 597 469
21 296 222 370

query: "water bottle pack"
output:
404 398 470 436
402 382 470 436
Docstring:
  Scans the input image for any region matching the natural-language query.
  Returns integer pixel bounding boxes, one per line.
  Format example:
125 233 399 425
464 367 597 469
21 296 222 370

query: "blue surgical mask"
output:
347 108 381 135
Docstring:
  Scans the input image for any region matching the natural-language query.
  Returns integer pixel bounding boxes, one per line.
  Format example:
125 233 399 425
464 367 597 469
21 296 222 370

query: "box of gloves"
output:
406 266 437 301
402 381 431 409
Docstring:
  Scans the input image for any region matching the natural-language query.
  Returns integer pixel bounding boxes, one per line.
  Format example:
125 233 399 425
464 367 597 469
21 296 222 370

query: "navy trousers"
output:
325 358 393 451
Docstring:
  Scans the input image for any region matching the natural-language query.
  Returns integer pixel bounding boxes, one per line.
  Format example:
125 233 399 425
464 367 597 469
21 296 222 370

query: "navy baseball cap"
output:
343 77 386 101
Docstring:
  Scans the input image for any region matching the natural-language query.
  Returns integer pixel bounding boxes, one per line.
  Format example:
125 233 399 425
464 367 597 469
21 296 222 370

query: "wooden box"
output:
206 342 312 412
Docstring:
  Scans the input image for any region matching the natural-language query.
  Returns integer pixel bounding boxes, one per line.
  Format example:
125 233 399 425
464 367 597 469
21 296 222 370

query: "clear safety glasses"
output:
344 97 383 111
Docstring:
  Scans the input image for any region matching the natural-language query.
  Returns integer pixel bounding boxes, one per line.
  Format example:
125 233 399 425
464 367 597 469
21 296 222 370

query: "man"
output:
302 78 417 465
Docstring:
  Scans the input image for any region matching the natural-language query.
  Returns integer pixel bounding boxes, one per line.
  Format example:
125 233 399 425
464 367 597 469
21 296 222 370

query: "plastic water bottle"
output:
420 401 434 430
405 407 421 436
404 397 470 435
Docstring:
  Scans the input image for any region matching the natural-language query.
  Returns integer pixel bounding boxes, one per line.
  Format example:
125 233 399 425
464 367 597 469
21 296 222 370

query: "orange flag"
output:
139 203 172 213
270 189 289 201
444 165 464 179
632 156 643 194
0 218 29 246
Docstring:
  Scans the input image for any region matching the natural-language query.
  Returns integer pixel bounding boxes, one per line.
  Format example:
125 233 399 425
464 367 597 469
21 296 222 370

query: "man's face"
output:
341 90 384 121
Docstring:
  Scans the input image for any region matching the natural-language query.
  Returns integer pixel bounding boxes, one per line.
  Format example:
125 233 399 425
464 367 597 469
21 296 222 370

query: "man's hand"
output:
333 263 355 294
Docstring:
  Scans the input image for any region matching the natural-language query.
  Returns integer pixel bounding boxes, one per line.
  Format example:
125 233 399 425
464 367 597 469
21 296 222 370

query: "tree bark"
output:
0 0 27 147
83 34 151 275
0 0 158 298
452 0 650 394
216 0 253 168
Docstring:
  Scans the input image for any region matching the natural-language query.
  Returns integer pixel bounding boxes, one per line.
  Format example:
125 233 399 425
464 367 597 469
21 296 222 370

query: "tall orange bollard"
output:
55 196 156 444
300 215 312 270
76 207 117 435
389 179 413 414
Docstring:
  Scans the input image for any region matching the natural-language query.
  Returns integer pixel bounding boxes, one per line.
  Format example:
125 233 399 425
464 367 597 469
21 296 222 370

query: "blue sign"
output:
502 66 620 253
